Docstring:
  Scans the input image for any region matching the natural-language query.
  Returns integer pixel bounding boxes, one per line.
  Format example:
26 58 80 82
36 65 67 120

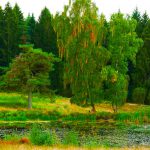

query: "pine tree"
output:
5 45 59 109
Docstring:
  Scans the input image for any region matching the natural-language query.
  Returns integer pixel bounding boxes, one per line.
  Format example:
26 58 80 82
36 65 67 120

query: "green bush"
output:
132 87 146 104
29 125 59 146
63 131 79 146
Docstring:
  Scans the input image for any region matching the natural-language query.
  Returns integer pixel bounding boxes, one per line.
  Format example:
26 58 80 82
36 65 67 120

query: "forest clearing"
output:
0 0 150 149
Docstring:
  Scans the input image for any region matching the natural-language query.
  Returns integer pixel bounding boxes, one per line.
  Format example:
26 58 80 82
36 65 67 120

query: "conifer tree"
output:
3 2 14 65
0 6 5 67
26 14 36 44
133 20 150 104
13 3 24 55
34 8 60 92
5 45 59 109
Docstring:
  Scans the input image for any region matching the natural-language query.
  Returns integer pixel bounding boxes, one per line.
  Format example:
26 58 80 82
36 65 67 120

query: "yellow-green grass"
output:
0 92 147 114
0 92 150 124
0 143 150 150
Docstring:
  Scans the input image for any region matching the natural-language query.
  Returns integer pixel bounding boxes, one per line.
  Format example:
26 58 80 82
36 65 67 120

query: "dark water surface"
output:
0 122 150 147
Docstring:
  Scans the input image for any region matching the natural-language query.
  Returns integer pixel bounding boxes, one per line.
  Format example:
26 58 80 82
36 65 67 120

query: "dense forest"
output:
0 1 149 112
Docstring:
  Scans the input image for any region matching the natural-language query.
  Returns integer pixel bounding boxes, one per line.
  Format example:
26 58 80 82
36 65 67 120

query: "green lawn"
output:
0 92 150 124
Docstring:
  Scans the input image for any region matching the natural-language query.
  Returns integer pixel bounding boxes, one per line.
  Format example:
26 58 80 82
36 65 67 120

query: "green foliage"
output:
0 111 27 121
25 14 36 44
130 11 149 104
115 111 145 124
4 45 59 109
0 3 25 68
132 20 150 104
54 0 110 110
132 87 146 104
63 131 79 146
30 125 59 146
106 12 142 112
4 133 22 141
34 7 61 93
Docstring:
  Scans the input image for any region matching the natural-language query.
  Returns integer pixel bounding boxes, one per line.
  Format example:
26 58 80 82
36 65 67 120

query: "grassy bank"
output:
0 142 150 150
1 93 150 149
0 92 150 125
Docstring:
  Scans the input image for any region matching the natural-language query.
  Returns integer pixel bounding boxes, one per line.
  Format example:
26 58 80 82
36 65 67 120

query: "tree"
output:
3 2 14 65
54 0 110 112
34 7 57 54
133 20 150 104
0 6 4 49
5 45 59 109
0 6 6 70
34 7 61 92
2 3 25 65
25 14 36 44
105 12 142 112
130 11 149 103
13 3 25 54
132 7 142 37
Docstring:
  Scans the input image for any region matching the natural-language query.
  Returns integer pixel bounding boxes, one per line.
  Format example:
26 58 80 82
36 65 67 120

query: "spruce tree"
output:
13 3 24 55
3 2 14 65
133 20 150 104
34 8 60 92
26 14 36 44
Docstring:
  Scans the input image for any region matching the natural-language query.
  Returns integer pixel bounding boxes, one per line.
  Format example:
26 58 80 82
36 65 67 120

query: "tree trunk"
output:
28 89 32 109
112 102 118 113
91 104 96 113
91 98 96 113
145 87 150 105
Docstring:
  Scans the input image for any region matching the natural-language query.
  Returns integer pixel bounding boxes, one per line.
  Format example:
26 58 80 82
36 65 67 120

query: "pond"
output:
1 121 150 148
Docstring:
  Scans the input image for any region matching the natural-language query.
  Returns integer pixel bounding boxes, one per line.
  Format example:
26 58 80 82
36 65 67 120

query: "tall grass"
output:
115 111 150 124
62 131 79 146
29 125 59 146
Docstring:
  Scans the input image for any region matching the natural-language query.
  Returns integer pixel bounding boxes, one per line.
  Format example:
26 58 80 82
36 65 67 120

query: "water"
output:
1 122 150 147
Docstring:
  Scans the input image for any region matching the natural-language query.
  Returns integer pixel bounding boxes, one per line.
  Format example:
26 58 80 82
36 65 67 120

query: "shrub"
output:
29 125 59 146
132 87 146 104
63 131 79 146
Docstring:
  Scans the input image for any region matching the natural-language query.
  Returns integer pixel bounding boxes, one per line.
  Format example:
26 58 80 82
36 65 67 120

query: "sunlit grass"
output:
0 92 150 124
0 92 147 114
0 143 150 150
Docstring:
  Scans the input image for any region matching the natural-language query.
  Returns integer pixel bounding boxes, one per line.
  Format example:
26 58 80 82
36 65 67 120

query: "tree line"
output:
0 1 149 112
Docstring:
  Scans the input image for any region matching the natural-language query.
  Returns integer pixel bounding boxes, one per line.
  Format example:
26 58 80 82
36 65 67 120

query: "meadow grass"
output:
0 92 150 124
0 143 150 150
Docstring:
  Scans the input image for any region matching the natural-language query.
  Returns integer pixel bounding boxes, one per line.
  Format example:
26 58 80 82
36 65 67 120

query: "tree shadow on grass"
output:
0 101 27 109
